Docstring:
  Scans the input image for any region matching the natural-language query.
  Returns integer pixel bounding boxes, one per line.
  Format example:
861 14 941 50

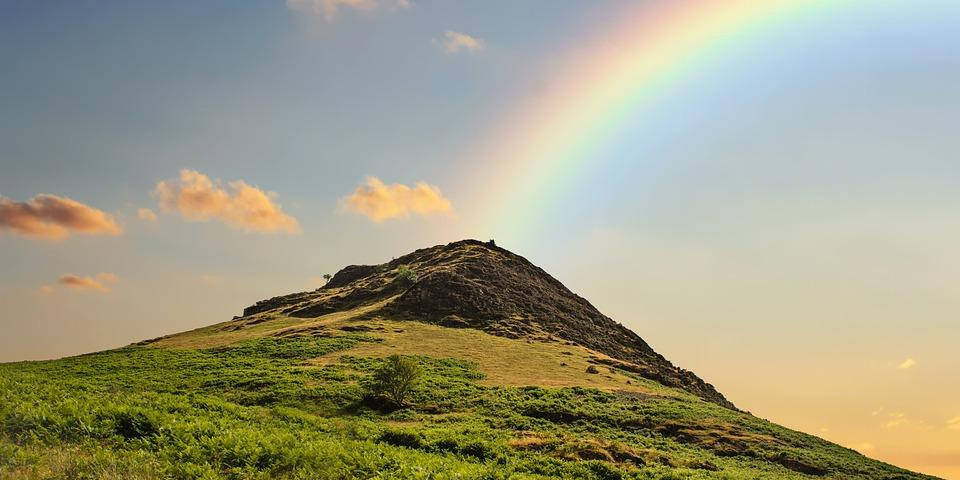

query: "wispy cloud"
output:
341 177 454 223
876 410 923 429
153 169 300 234
286 0 410 20
57 272 120 293
882 412 909 428
897 358 917 370
433 30 485 54
137 207 158 222
0 194 122 240
948 417 960 430
37 285 54 295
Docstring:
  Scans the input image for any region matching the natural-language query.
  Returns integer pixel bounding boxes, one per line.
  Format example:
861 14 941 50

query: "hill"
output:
0 240 941 480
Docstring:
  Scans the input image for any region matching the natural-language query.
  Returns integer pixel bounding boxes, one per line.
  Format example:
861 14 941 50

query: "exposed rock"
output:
237 239 735 409
339 325 375 332
325 264 381 289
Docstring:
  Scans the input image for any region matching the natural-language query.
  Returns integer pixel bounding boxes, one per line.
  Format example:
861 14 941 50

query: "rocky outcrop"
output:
238 239 735 409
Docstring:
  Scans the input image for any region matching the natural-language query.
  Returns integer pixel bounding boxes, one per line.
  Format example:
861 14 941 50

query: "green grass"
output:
0 329 938 480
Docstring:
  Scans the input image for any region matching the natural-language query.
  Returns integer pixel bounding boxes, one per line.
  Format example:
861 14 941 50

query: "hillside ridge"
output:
239 239 734 409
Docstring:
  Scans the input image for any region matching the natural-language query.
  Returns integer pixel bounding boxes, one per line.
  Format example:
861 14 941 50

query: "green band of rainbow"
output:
474 0 865 238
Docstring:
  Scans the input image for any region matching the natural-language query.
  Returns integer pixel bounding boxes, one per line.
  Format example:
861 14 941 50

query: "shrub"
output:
378 429 424 448
395 266 418 285
112 410 159 440
367 355 422 408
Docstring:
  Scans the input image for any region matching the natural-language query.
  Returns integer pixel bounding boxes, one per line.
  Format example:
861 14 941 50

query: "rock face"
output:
240 239 735 409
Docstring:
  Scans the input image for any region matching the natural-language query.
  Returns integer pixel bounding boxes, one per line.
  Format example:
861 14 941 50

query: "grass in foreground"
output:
0 322 937 480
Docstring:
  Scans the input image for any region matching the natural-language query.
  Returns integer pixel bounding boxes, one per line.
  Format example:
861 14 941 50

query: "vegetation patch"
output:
0 331 937 480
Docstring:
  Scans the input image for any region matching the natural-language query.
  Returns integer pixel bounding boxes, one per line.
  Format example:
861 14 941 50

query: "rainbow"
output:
473 0 865 239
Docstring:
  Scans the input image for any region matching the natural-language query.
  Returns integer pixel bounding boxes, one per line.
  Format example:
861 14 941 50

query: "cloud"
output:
879 411 924 429
57 272 120 293
341 177 454 223
882 412 909 428
897 358 917 370
434 30 485 54
96 272 120 284
286 0 410 20
948 417 960 430
0 194 122 240
137 207 158 222
153 169 300 234
37 285 54 295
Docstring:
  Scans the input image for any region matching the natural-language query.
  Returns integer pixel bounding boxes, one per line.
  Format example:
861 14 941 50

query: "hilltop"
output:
235 239 731 409
0 240 941 480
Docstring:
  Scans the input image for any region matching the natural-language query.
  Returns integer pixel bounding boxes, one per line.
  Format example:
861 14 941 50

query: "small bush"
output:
366 355 422 408
460 440 497 461
395 266 418 285
112 410 159 440
379 429 423 449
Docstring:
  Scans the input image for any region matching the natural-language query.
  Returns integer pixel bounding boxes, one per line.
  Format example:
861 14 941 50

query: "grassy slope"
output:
0 311 939 480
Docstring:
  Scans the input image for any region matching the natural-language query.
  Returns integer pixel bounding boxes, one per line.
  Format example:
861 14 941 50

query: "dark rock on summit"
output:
239 239 735 409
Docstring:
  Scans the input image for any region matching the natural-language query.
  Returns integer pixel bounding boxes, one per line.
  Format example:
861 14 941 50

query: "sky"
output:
1 0 959 477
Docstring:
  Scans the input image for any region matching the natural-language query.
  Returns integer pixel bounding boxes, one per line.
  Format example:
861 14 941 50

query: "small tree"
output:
322 273 332 284
368 355 422 408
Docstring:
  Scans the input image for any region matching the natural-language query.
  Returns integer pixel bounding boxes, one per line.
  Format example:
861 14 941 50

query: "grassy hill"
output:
0 241 940 480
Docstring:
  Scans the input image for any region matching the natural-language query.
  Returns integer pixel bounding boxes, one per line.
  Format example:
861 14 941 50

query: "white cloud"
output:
434 31 486 54
286 0 410 20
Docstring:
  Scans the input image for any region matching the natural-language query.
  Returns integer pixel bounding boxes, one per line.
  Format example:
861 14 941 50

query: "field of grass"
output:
0 316 938 480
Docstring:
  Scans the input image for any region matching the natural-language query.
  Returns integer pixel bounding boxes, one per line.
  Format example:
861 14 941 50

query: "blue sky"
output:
2 1 959 477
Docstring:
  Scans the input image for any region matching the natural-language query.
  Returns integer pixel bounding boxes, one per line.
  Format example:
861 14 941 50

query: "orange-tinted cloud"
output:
137 207 158 222
0 194 122 240
153 169 299 234
37 285 54 295
57 272 120 293
341 177 454 223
